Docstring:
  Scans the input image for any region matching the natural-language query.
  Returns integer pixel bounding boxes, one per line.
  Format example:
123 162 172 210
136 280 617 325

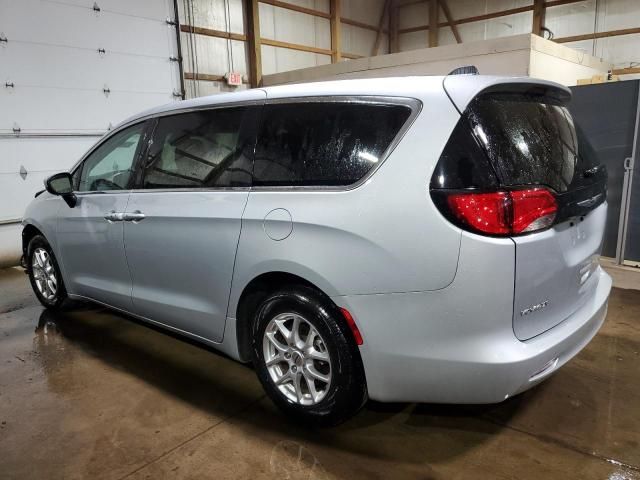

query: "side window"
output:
78 123 146 191
141 107 253 189
253 102 412 187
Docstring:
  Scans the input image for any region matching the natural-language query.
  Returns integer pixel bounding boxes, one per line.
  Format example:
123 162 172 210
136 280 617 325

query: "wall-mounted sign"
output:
227 72 242 86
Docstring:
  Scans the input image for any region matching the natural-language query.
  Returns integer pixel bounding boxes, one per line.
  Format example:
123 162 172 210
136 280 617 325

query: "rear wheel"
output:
27 235 68 309
251 285 366 426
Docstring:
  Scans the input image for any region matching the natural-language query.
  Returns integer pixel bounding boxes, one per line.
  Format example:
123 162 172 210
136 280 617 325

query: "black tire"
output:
251 285 367 426
27 235 68 309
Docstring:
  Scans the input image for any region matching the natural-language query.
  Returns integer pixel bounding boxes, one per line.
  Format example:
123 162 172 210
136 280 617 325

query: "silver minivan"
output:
22 75 612 425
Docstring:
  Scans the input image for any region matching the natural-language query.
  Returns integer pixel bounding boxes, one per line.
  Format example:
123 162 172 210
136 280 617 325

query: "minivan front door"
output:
57 121 149 310
123 99 263 342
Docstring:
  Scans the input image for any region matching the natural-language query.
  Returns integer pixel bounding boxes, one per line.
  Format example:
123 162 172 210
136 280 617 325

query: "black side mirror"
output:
45 172 77 208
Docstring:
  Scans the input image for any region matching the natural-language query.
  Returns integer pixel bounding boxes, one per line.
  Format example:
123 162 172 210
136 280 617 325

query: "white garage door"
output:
0 0 182 266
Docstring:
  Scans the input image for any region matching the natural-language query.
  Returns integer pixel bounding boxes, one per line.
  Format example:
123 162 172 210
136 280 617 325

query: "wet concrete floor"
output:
1 266 639 479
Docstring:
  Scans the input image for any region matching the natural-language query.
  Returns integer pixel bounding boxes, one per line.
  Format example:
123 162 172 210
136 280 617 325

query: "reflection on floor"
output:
0 266 639 479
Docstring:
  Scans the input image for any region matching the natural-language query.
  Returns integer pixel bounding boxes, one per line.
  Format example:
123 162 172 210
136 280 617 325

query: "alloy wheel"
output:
262 312 332 406
32 248 58 301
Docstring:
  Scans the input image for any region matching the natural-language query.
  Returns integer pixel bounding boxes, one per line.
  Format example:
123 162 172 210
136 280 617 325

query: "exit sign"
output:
227 72 242 86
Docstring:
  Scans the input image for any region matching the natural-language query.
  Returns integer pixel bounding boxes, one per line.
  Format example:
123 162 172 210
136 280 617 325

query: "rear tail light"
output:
433 187 557 236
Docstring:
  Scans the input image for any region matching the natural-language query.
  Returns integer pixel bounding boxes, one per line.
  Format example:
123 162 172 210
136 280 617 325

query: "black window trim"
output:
68 99 266 195
250 95 422 192
68 96 421 195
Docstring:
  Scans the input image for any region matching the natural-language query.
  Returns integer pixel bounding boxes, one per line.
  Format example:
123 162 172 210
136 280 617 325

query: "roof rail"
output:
447 65 479 76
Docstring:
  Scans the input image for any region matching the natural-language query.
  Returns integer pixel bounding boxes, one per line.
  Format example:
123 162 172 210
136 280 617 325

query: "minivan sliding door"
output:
123 96 264 342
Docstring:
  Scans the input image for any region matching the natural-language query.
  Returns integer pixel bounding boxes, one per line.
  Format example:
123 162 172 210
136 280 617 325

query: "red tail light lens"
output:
442 188 557 236
510 189 558 234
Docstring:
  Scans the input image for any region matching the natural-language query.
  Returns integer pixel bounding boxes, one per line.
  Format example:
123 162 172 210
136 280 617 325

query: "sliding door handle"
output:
123 210 146 223
104 211 124 222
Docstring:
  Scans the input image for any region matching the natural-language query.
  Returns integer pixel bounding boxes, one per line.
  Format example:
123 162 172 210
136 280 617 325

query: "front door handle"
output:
104 211 125 222
123 210 146 223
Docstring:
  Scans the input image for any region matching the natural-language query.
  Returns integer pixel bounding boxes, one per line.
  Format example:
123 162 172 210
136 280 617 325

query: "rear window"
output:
432 92 604 192
253 102 412 187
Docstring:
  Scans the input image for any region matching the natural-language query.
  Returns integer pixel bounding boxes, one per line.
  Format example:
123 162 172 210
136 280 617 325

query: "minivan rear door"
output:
444 78 607 340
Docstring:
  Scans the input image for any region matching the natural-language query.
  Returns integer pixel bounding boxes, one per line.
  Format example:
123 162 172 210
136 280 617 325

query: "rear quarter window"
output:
253 102 412 187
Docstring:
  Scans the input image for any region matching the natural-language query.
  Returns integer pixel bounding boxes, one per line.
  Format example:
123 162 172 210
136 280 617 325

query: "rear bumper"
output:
333 268 611 404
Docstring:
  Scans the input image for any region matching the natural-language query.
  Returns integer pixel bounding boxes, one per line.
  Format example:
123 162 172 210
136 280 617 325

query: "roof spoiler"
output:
443 75 572 114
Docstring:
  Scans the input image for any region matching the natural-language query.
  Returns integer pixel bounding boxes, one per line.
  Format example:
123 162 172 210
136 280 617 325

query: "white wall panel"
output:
178 0 245 33
259 3 331 49
47 0 171 21
179 0 384 93
398 2 428 31
180 33 248 77
484 11 532 38
2 0 176 58
399 0 532 49
0 42 174 94
342 0 382 26
0 137 99 175
1 87 174 132
596 34 640 68
0 137 98 221
545 0 597 39
262 45 330 76
283 0 329 14
342 25 379 57
0 0 181 264
396 0 640 70
184 79 248 96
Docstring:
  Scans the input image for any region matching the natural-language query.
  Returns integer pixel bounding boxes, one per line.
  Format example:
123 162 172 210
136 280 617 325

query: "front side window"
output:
253 102 412 187
141 107 253 189
78 122 146 191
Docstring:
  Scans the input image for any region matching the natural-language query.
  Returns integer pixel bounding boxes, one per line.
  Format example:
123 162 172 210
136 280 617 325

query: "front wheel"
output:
251 285 367 426
27 235 68 309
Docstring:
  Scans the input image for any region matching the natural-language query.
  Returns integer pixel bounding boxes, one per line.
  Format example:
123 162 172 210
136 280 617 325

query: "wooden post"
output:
428 0 438 47
533 0 545 36
372 0 390 56
330 0 341 62
389 0 399 53
244 0 262 87
439 0 461 43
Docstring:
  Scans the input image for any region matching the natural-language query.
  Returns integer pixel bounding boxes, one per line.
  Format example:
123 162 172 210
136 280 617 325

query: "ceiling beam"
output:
612 67 640 75
262 38 332 55
341 17 387 33
372 0 391 56
555 26 640 43
180 25 246 42
438 0 460 43
259 0 330 19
